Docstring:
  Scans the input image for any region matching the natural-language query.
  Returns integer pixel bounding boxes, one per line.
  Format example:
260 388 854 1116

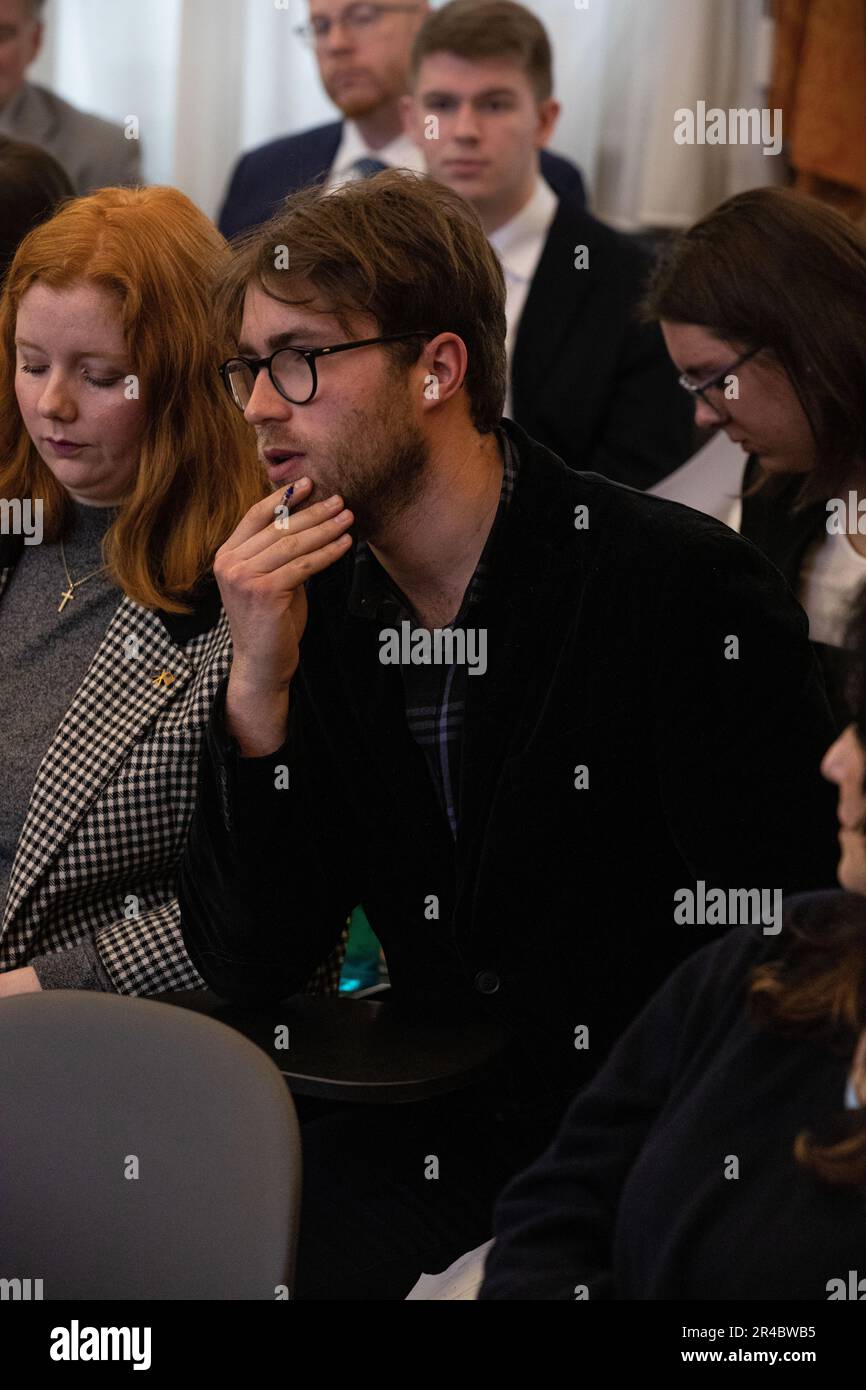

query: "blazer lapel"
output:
4 428 595 949
3 593 200 930
300 425 585 920
455 423 580 886
315 565 458 865
511 201 597 407
0 82 55 144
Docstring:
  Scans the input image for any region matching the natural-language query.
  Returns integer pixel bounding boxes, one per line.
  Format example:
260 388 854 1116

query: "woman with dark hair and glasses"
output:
644 186 866 730
479 579 866 1301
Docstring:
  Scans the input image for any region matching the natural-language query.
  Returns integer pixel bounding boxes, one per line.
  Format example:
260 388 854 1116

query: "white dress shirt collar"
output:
488 176 559 414
488 176 558 285
328 121 426 187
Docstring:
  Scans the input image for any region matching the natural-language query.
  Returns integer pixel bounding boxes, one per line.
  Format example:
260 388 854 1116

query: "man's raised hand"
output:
215 477 354 754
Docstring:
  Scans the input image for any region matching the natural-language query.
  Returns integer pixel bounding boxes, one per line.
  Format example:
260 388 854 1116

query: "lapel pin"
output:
153 670 176 688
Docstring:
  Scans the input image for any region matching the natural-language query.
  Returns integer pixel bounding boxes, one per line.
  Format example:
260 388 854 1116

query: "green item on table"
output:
339 904 384 992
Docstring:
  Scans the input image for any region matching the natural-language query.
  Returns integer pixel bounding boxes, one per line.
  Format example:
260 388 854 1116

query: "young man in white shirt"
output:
402 0 693 489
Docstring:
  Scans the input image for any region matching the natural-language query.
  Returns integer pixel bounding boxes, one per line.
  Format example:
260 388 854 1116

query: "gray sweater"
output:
0 500 121 990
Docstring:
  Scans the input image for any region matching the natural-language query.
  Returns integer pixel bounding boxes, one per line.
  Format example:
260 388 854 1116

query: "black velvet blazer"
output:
179 422 839 1117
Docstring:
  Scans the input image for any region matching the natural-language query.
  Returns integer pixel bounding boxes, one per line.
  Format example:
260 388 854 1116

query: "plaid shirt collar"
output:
348 427 518 624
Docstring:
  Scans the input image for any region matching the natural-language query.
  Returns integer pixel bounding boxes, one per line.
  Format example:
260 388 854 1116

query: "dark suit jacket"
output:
217 119 586 239
179 420 838 1125
511 200 693 489
739 456 849 731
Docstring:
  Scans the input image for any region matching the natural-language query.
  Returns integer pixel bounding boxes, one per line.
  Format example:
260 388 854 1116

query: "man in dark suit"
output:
218 0 584 240
403 0 692 488
179 168 837 1298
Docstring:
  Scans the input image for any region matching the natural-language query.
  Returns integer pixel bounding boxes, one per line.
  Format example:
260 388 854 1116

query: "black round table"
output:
152 989 510 1103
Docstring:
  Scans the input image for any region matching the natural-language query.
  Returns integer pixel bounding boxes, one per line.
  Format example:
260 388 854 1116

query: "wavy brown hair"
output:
217 169 507 435
410 0 554 102
1 186 264 612
0 136 73 277
642 186 866 510
749 892 866 1194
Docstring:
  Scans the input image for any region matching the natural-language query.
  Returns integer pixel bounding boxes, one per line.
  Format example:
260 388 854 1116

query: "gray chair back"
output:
0 991 300 1299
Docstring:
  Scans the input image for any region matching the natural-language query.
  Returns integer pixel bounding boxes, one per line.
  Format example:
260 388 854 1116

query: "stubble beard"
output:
324 73 385 122
333 92 381 120
309 392 430 542
324 61 407 121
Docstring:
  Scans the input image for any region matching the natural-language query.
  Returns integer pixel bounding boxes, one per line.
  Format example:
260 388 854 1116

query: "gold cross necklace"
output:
58 539 107 612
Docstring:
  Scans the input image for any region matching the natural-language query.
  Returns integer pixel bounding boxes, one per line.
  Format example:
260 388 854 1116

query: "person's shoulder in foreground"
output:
478 889 861 1300
495 419 808 589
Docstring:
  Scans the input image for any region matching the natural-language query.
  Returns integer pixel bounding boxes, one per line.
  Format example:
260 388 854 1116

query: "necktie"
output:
352 156 389 179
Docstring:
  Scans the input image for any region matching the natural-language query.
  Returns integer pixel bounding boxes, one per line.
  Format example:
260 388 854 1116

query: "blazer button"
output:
474 970 500 995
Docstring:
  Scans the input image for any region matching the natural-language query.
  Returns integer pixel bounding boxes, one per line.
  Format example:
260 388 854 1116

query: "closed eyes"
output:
19 364 123 388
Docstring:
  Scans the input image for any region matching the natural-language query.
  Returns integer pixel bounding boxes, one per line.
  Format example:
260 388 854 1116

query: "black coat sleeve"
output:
479 928 765 1299
651 519 839 897
177 675 368 1003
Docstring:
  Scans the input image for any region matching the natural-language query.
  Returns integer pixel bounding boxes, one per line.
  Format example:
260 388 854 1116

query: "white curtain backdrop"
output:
28 0 781 228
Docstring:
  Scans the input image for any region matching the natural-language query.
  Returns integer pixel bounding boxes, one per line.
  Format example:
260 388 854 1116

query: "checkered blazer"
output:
0 543 345 996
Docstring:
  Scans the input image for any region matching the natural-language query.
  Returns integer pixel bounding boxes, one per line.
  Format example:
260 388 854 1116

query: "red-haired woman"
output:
0 186 341 998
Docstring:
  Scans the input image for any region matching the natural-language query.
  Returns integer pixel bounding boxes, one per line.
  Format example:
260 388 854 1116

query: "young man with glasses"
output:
401 0 692 489
180 169 839 1300
217 0 584 240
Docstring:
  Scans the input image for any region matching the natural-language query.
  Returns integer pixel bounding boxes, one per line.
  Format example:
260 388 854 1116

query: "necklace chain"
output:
58 539 107 613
